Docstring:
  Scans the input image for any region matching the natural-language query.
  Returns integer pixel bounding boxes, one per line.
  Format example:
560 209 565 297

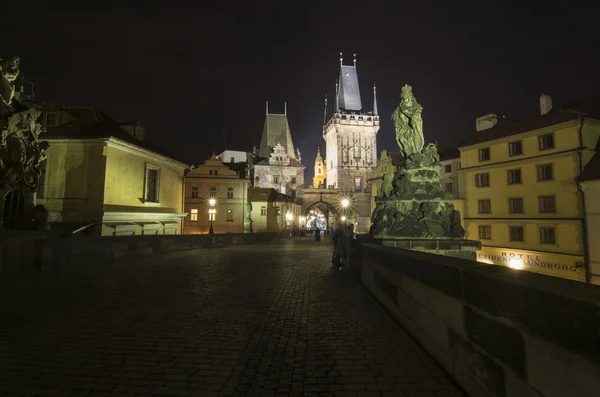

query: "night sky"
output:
5 1 600 178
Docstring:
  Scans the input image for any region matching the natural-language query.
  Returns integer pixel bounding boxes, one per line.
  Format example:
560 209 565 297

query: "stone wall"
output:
1 232 279 276
359 241 600 397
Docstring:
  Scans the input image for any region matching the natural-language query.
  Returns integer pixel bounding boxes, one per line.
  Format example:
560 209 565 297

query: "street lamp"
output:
286 212 293 237
208 198 216 234
341 199 349 208
341 215 347 223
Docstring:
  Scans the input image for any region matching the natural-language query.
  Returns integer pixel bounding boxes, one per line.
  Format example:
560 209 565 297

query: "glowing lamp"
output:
209 198 216 206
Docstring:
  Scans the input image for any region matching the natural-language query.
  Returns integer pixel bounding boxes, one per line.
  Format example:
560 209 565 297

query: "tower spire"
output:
335 79 340 113
353 53 357 67
323 95 328 125
339 52 343 66
284 101 287 116
266 101 269 115
373 83 378 116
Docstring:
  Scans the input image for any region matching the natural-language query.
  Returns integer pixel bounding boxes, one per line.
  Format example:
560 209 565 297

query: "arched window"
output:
260 206 267 216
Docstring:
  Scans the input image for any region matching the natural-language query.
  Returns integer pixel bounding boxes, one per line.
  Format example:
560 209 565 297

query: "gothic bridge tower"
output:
323 53 380 191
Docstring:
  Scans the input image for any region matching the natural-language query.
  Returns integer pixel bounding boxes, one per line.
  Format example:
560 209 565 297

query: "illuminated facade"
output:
579 141 600 285
252 103 305 199
458 95 600 282
37 105 188 236
367 150 403 217
183 154 250 234
312 147 326 188
248 188 301 233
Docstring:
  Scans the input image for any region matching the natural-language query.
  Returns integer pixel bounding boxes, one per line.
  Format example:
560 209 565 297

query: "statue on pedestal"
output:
0 55 49 230
370 85 464 240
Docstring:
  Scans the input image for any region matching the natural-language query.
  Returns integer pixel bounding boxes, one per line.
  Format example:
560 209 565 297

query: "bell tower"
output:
312 147 326 188
323 53 379 191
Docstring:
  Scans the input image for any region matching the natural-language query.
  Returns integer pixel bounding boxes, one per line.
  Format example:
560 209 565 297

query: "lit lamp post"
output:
286 212 293 237
341 198 349 226
208 198 216 235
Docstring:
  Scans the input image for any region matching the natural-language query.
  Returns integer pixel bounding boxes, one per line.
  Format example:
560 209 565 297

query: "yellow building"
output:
183 154 250 234
37 105 189 236
312 147 327 188
248 188 302 233
367 150 403 219
458 95 600 282
580 141 600 285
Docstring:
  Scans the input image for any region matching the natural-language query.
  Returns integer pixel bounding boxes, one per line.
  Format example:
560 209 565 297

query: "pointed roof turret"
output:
259 102 297 160
315 147 323 162
337 53 363 112
373 83 378 116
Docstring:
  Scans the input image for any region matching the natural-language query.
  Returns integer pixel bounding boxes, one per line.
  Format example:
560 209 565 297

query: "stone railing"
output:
1 232 279 276
359 241 600 397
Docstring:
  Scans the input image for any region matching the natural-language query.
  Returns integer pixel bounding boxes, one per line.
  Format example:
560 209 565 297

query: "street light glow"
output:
286 213 293 221
341 199 349 208
209 198 216 206
341 216 347 222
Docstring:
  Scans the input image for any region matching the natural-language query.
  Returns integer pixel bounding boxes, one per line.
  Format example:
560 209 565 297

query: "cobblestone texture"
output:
0 239 465 397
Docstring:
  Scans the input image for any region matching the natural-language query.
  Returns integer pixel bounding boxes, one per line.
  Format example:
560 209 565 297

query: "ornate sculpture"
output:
371 85 465 241
0 55 50 230
392 85 424 160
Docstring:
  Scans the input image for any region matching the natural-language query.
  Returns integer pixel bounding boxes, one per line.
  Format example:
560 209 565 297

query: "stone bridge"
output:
0 235 598 397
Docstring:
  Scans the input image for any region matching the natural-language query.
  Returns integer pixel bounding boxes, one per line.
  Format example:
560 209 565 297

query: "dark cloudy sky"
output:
5 1 600 177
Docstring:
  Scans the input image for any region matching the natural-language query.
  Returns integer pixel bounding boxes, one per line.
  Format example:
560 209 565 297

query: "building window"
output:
44 112 57 126
227 187 234 199
190 209 198 221
540 227 556 245
275 206 281 216
274 176 279 184
478 199 491 214
537 164 553 181
209 186 216 195
209 170 213 175
478 148 490 162
191 186 199 198
475 173 490 187
290 190 296 198
444 164 452 173
445 183 453 194
260 206 267 216
145 166 160 203
355 177 361 192
509 226 524 242
478 225 491 240
291 177 297 184
226 209 233 221
230 156 235 163
508 141 523 156
539 196 556 213
509 198 524 213
37 158 47 198
214 170 218 175
318 168 321 173
507 169 522 185
539 133 555 150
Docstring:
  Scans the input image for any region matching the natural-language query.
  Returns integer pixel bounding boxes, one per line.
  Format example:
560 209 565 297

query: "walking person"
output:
343 223 355 270
315 226 321 242
331 222 344 268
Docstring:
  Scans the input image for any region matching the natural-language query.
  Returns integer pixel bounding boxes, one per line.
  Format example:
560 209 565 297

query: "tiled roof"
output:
39 105 186 165
259 114 297 159
458 110 579 148
438 147 460 161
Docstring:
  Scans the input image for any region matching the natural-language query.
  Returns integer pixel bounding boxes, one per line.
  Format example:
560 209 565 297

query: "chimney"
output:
540 94 552 115
476 114 498 132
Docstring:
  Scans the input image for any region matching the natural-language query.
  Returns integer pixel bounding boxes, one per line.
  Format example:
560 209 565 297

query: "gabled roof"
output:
38 104 185 164
258 113 297 159
438 147 460 161
338 65 362 112
458 110 579 148
188 154 239 178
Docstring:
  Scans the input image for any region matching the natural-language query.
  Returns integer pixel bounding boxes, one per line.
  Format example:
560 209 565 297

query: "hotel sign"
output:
477 247 586 282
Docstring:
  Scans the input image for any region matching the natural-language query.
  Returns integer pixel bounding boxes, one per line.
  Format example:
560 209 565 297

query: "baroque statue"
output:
371 84 467 245
392 85 424 160
0 55 50 229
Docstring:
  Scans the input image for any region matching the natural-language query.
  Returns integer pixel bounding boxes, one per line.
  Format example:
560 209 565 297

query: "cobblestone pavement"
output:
0 239 465 397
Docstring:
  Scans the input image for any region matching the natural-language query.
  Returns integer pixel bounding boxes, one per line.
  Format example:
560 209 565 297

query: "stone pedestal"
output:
380 238 481 261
